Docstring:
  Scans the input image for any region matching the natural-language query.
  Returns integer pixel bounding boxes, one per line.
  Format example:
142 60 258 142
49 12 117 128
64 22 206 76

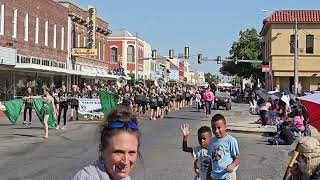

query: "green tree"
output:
204 73 219 84
220 28 263 80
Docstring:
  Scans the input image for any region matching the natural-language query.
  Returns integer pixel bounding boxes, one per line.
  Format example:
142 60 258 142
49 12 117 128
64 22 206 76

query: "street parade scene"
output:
1 0 320 180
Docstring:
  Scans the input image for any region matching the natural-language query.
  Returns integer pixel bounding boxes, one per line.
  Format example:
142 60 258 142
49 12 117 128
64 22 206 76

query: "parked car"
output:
213 91 231 110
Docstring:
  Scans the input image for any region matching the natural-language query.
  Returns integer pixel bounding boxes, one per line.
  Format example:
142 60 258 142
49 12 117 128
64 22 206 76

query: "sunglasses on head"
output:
108 120 138 129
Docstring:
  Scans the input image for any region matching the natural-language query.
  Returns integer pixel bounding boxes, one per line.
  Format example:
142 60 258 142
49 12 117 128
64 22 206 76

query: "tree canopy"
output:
220 28 263 80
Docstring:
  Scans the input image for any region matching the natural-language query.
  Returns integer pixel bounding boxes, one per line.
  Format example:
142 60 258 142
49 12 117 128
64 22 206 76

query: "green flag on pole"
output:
3 99 24 124
32 98 56 129
98 90 118 114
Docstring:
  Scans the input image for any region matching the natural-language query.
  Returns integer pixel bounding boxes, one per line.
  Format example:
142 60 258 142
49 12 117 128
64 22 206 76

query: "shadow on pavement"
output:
12 127 43 130
13 133 39 137
165 116 201 121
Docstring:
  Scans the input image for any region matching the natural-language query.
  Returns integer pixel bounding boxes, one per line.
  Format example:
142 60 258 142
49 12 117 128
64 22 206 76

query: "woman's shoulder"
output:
73 161 132 180
73 164 101 180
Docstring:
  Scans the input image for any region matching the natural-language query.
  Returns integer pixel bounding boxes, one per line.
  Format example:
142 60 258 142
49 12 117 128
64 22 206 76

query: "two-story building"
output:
106 29 146 80
261 10 320 91
57 1 119 88
0 0 69 100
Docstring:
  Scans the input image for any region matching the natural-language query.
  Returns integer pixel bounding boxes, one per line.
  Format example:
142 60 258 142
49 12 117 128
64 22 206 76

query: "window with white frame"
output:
35 17 39 44
127 45 135 63
12 9 17 38
53 24 56 48
44 20 48 46
111 47 118 63
61 27 64 50
24 14 28 41
0 4 4 35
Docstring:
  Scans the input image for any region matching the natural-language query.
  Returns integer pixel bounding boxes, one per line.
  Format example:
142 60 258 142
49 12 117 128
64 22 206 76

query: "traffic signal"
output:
234 57 238 65
169 49 174 59
217 56 221 64
184 47 189 59
87 5 96 49
152 49 157 60
197 54 202 64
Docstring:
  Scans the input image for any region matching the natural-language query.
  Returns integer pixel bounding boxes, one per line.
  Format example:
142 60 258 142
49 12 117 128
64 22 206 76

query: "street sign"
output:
261 64 270 72
71 48 97 56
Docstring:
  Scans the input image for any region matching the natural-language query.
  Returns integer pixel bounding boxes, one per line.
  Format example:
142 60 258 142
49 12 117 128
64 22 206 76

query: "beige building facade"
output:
261 10 320 91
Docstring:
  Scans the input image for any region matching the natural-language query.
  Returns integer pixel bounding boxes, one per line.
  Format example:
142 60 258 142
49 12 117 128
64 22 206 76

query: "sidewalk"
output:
227 120 320 139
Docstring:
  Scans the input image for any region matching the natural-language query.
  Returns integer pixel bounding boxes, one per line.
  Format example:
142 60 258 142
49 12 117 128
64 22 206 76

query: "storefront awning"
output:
15 63 69 74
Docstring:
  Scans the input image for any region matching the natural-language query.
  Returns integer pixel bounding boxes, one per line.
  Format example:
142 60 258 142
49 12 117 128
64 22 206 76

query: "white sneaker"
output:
61 126 66 130
55 125 60 130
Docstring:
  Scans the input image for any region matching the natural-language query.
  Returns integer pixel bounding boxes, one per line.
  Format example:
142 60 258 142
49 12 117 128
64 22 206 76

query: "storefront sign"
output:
78 98 101 114
0 46 16 66
71 48 97 56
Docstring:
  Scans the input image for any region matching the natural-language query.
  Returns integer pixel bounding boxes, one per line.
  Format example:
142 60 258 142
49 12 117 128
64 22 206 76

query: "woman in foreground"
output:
73 106 141 180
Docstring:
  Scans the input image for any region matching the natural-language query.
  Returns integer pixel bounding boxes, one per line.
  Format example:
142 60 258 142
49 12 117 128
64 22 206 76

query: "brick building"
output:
0 0 127 101
107 29 146 79
0 0 69 100
57 1 119 88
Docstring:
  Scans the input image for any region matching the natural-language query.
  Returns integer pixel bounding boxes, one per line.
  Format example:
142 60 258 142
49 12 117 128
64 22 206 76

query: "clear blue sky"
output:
76 0 320 74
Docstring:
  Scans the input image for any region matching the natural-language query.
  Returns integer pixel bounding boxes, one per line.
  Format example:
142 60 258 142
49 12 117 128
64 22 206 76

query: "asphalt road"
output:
0 103 295 180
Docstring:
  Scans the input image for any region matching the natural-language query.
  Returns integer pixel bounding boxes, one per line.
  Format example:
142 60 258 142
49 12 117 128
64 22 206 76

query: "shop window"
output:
0 70 14 101
306 34 314 54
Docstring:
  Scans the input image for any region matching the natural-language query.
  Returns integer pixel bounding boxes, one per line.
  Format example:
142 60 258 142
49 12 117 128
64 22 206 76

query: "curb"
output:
226 128 277 137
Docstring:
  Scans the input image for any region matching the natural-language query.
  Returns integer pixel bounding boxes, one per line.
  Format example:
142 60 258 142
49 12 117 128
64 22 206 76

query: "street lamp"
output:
262 10 299 94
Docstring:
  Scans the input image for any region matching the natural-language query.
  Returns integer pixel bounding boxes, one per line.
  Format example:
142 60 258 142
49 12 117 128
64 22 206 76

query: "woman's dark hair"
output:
99 106 142 162
211 114 226 124
198 126 212 136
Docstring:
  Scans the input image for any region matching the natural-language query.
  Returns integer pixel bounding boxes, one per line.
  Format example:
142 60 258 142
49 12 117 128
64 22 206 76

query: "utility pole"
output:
294 17 299 94
135 32 138 80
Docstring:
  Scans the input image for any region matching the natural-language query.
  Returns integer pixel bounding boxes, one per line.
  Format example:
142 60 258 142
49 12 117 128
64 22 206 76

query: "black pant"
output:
260 110 267 126
58 104 68 126
23 106 32 122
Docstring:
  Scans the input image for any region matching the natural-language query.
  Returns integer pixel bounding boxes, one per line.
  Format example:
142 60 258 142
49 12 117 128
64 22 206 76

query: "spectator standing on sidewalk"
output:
204 87 214 117
23 87 34 125
73 106 141 180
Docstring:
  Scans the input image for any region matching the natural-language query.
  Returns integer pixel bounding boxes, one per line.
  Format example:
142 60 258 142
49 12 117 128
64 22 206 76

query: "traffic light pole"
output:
203 58 263 63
